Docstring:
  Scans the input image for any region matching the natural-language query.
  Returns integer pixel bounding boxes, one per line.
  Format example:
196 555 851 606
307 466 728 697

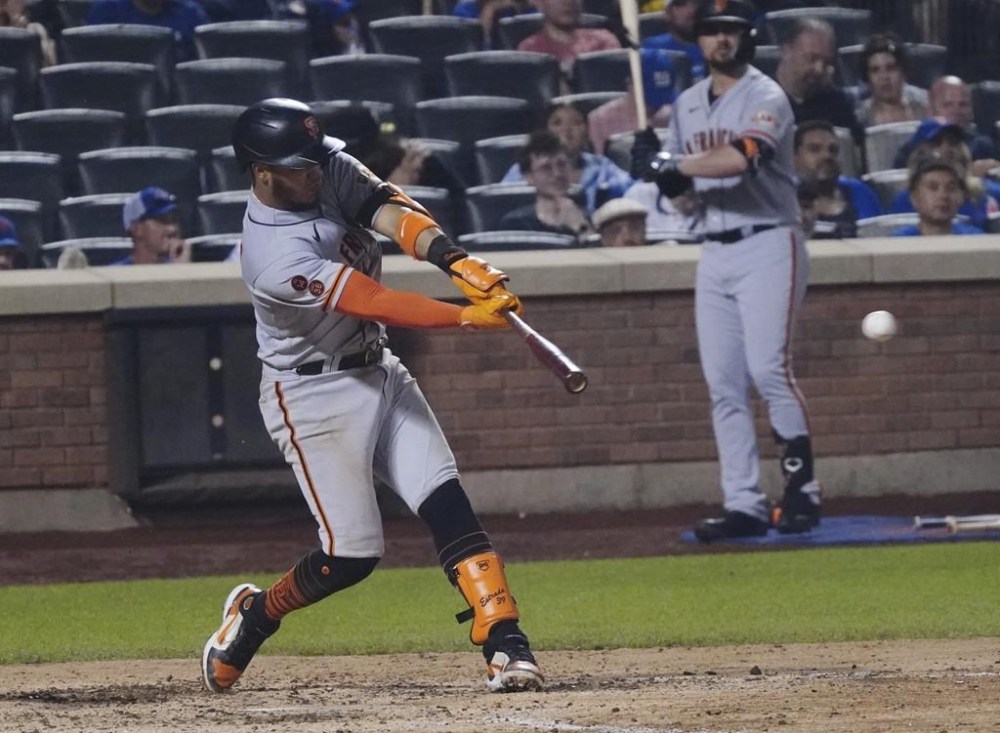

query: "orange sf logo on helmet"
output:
714 0 728 12
303 115 320 139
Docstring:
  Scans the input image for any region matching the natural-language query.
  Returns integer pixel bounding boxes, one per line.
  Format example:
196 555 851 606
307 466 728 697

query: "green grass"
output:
3 542 999 665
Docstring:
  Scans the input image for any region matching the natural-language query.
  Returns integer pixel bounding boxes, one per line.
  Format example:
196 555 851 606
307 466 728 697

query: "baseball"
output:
862 310 897 341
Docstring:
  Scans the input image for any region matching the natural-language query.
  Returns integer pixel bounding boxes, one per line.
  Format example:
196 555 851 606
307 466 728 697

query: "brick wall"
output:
1 279 997 493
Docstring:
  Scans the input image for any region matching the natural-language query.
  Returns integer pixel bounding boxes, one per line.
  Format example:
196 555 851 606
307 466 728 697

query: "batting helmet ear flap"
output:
736 24 757 63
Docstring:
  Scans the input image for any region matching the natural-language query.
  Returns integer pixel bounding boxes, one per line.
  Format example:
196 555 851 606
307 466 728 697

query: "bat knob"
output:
565 372 588 394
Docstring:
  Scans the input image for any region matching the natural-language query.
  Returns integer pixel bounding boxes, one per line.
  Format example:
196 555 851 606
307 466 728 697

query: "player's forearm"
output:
370 191 442 260
678 144 749 179
335 269 462 328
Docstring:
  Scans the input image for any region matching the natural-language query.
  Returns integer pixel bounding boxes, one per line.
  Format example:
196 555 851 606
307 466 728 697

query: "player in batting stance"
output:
634 0 821 542
201 98 542 693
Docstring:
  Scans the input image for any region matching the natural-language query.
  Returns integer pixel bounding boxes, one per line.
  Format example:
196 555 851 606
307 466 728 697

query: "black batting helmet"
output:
232 98 345 170
694 0 758 63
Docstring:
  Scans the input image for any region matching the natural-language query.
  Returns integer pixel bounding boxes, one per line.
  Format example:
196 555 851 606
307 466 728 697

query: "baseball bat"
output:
505 312 588 394
914 514 1000 530
619 0 648 130
946 516 1000 534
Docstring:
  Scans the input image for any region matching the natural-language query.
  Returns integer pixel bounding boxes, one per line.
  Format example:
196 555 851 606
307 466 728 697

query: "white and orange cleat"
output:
201 583 279 693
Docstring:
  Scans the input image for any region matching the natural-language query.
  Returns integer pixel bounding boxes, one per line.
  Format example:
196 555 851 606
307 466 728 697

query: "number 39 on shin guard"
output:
451 551 520 645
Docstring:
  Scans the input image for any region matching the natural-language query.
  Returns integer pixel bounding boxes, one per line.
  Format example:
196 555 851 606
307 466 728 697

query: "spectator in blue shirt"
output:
793 120 882 238
641 0 706 83
453 0 535 49
502 101 633 214
0 215 27 270
87 0 210 61
889 121 1000 231
891 158 984 237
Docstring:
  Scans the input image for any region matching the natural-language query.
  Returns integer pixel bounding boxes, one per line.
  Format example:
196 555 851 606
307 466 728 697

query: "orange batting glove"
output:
459 293 523 329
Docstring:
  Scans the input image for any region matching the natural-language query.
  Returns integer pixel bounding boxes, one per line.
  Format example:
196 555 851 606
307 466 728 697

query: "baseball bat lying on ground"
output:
505 312 588 394
913 514 1000 533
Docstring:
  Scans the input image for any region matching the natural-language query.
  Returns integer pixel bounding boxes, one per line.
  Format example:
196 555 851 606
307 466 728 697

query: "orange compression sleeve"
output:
336 269 462 329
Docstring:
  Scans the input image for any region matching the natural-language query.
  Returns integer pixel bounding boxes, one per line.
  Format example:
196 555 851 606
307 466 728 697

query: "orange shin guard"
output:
452 551 520 645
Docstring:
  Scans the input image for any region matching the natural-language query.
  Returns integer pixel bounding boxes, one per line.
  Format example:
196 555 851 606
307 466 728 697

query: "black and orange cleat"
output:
201 583 279 693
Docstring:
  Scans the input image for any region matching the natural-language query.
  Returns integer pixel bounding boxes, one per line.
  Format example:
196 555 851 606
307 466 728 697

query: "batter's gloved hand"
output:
459 292 523 329
651 153 694 198
448 255 512 304
629 127 662 180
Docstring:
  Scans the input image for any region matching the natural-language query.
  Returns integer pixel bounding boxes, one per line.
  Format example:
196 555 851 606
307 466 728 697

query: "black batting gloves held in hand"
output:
629 127 662 180
651 153 694 199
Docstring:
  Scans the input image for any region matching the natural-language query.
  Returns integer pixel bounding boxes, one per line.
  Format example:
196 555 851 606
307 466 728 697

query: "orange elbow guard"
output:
451 551 520 645
394 208 439 258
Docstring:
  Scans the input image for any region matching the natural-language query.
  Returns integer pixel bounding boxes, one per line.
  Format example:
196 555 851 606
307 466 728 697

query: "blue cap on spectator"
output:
122 187 178 231
907 118 965 149
320 0 355 23
0 215 20 247
641 48 682 111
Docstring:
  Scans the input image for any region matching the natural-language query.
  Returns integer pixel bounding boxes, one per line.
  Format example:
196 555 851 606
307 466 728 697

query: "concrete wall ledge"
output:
2 236 999 317
0 489 139 533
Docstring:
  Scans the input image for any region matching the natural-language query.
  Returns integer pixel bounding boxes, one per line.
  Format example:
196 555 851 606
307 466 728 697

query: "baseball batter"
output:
201 98 542 694
639 0 821 541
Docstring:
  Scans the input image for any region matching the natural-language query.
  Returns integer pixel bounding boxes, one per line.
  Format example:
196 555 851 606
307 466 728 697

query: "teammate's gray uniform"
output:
668 66 817 520
240 152 457 557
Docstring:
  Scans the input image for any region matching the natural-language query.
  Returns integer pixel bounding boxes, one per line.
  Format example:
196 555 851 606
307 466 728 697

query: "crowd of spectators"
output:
1 0 1000 271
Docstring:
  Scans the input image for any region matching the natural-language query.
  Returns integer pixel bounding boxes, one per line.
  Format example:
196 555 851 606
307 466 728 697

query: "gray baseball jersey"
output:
667 66 800 232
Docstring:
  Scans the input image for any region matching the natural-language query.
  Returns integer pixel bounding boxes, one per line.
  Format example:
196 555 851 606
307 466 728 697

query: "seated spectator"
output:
498 129 593 238
641 0 706 83
0 215 27 270
891 158 984 237
592 197 649 247
453 0 535 49
517 0 620 91
502 102 632 214
774 18 863 143
194 0 272 22
855 32 928 128
115 187 191 265
793 120 882 238
86 0 210 62
0 0 56 66
889 121 1000 230
300 0 364 57
922 75 1000 174
621 180 698 234
588 48 678 156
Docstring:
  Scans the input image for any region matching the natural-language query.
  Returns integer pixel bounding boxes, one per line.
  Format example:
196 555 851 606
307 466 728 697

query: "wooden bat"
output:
914 514 1000 531
619 0 648 130
505 312 588 394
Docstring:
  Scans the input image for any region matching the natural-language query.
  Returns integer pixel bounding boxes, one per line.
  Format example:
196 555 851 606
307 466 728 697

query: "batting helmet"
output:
232 98 345 170
694 0 758 63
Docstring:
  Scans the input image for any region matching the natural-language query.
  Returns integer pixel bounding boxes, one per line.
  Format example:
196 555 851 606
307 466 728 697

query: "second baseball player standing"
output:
636 0 821 541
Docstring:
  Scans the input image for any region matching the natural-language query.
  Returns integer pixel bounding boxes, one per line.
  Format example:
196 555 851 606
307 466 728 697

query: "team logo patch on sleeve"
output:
291 275 308 291
304 115 320 139
308 280 325 296
751 110 778 129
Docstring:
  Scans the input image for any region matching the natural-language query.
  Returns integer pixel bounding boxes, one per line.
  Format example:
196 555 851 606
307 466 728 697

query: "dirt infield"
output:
2 493 999 732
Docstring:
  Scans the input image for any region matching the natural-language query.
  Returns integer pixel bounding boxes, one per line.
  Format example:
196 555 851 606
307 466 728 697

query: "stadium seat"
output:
753 45 781 81
496 13 610 51
40 237 133 268
862 169 910 213
0 198 46 267
188 233 240 262
309 54 423 135
207 146 245 194
855 213 918 238
353 0 425 43
581 0 617 17
603 128 669 171
175 57 291 106
60 25 176 99
444 51 560 118
864 120 920 173
972 81 1000 141
764 7 871 47
56 0 93 28
12 109 127 195
398 185 458 237
839 43 948 90
457 230 578 251
0 66 19 146
415 96 532 149
834 125 861 179
39 62 160 124
474 134 529 185
77 146 200 232
0 27 43 110
0 152 64 222
144 104 246 159
410 137 475 191
463 184 537 233
193 20 311 90
647 229 704 245
58 193 131 239
367 16 482 98
196 190 249 235
551 91 626 117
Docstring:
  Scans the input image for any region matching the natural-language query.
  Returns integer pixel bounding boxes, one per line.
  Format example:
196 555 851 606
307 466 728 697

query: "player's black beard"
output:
709 56 744 74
